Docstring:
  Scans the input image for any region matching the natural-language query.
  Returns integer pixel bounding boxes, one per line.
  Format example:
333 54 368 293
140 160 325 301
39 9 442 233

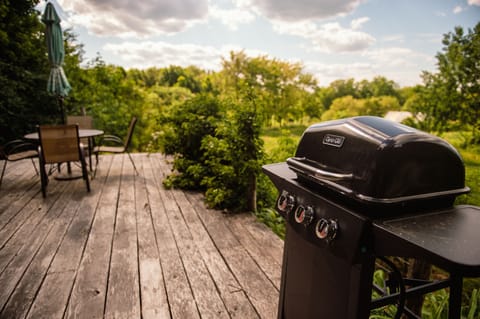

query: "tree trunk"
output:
247 173 257 212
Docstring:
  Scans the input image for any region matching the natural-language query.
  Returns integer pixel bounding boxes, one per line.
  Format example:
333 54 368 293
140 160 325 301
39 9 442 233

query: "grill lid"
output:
287 116 470 206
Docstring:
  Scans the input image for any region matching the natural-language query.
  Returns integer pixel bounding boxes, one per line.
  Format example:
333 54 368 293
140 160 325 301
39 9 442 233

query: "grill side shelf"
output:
372 205 480 277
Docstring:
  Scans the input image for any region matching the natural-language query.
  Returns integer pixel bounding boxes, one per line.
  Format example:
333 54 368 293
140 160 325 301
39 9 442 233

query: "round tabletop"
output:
24 129 104 140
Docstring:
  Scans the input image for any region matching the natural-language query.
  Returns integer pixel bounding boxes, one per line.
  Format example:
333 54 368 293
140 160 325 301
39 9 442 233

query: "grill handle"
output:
287 157 354 181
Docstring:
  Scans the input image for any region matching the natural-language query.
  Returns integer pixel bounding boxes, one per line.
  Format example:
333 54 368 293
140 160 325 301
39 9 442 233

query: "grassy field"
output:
441 132 480 206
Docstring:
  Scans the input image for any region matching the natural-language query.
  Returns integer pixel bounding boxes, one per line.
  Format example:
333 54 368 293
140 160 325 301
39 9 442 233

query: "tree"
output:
316 77 402 112
160 65 203 93
356 76 401 101
220 51 317 126
320 95 399 121
0 0 57 144
62 29 89 115
412 23 480 142
321 95 363 120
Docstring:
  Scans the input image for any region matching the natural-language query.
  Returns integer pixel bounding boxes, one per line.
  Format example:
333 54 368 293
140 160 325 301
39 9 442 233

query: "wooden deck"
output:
0 153 284 319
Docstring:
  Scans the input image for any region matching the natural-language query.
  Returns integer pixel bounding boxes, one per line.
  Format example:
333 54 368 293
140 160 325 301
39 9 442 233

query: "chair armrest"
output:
98 134 123 146
4 139 38 156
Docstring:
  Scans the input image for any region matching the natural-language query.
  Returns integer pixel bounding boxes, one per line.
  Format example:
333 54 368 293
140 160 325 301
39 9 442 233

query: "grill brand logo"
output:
323 134 345 148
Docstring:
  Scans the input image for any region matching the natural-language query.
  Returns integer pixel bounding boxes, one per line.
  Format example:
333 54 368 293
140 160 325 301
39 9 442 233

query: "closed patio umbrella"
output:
41 2 71 123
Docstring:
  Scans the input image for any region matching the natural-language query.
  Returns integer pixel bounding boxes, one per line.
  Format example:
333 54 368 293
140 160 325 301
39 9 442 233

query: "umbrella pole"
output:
58 96 65 124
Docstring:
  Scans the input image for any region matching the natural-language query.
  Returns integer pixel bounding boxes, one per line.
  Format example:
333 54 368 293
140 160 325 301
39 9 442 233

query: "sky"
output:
37 0 480 87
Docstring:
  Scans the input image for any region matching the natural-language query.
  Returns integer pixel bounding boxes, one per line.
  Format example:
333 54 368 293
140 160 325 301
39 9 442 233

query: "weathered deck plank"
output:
135 155 170 319
0 153 283 319
0 179 78 312
105 155 142 319
65 154 121 319
1 180 82 319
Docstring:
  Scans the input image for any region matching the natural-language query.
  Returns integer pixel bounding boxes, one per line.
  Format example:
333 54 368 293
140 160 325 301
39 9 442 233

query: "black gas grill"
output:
263 116 480 319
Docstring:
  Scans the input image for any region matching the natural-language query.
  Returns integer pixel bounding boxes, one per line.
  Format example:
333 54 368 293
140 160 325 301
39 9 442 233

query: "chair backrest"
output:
66 115 93 129
123 117 137 149
38 124 81 164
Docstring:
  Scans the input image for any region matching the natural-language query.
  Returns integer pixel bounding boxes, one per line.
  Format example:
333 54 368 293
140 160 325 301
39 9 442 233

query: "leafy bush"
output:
200 99 264 211
160 94 224 190
254 207 285 238
160 94 267 212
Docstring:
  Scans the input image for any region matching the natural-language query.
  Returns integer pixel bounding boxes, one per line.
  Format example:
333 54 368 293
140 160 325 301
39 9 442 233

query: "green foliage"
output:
158 90 267 212
254 207 285 238
321 95 400 121
143 85 194 152
369 270 480 319
65 55 146 150
264 130 298 163
220 51 317 126
0 0 58 144
160 94 224 160
315 76 401 113
370 269 398 318
467 289 478 319
160 94 224 189
407 23 480 143
128 65 211 94
202 99 264 211
422 289 449 319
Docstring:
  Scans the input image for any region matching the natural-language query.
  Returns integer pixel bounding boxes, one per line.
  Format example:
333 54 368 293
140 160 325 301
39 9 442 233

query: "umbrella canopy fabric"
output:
41 2 71 97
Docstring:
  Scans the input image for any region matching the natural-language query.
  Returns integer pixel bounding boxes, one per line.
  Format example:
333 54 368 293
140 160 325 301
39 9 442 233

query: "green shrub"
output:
160 94 224 190
201 100 264 211
160 94 267 212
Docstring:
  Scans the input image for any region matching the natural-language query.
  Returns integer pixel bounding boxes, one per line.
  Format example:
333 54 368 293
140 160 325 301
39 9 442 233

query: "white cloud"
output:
363 47 435 85
209 5 256 30
363 47 431 67
382 34 405 43
272 20 318 37
453 6 464 14
272 19 374 53
237 0 363 21
310 22 375 52
350 17 369 30
304 46 435 87
468 0 480 6
58 0 209 37
104 41 221 70
103 41 267 70
305 61 373 85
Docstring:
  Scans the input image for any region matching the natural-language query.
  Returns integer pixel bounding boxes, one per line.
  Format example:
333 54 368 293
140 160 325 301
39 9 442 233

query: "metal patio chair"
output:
37 124 90 197
67 115 95 169
0 139 38 189
93 116 138 175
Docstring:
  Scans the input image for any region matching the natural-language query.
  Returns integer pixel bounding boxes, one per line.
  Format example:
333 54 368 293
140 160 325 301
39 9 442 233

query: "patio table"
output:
25 129 104 177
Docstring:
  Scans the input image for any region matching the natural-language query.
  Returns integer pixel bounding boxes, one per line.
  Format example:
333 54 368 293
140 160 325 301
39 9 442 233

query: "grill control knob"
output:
328 219 338 240
277 191 296 214
294 205 314 226
315 218 338 241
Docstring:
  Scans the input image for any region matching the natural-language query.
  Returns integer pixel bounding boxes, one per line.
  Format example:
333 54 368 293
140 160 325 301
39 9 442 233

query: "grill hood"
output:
287 116 469 208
